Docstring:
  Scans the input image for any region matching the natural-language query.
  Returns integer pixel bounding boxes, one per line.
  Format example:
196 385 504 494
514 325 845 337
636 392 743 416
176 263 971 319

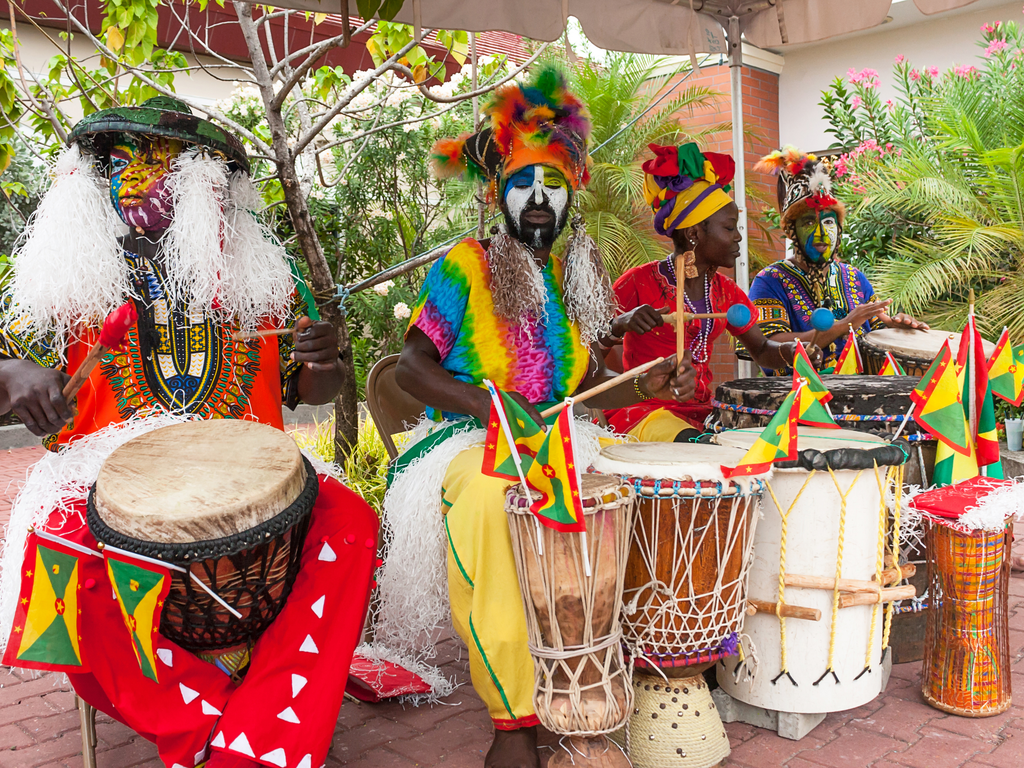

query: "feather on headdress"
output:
429 64 591 196
755 145 844 228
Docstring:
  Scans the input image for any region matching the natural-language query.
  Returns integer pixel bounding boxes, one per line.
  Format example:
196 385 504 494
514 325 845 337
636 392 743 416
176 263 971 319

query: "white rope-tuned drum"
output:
714 427 907 715
592 442 770 768
861 328 995 377
506 474 635 767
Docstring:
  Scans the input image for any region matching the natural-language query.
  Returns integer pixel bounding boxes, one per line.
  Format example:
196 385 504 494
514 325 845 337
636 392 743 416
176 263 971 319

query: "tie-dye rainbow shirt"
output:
408 238 592 421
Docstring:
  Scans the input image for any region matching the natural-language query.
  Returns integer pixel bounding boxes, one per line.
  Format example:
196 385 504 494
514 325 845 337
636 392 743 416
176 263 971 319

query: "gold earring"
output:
683 249 698 279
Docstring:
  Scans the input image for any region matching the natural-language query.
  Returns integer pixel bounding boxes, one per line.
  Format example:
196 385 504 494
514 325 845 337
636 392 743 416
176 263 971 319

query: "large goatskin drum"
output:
861 328 995 377
592 442 769 768
87 421 317 657
714 428 906 715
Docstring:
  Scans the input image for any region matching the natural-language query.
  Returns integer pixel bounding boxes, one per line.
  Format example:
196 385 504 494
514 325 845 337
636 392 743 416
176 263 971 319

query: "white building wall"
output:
777 0 1023 152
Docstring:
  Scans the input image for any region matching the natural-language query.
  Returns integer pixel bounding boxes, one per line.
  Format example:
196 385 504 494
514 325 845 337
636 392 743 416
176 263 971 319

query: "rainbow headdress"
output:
641 142 735 236
429 64 591 198
754 146 845 231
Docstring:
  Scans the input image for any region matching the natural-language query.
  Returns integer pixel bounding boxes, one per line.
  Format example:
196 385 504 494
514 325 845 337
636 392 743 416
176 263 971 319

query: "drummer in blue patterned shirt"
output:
749 146 927 374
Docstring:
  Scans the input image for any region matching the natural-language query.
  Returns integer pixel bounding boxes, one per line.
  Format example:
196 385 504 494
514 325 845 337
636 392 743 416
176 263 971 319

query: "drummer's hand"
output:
844 299 892 328
641 352 697 402
610 305 667 337
885 312 930 331
291 316 341 373
781 341 823 368
0 358 73 437
506 391 547 430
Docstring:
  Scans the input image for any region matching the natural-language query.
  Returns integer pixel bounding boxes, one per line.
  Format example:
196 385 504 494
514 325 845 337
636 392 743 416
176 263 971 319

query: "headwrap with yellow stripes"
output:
642 143 735 236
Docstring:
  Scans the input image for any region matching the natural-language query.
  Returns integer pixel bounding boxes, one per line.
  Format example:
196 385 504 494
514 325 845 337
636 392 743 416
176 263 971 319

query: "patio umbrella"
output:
252 0 983 296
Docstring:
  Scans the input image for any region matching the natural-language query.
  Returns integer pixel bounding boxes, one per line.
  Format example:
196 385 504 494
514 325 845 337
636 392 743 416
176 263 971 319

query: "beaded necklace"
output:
664 254 712 363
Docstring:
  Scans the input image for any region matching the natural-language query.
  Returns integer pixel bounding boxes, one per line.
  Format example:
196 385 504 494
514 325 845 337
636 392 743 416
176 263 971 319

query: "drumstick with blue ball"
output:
660 303 753 328
809 307 835 353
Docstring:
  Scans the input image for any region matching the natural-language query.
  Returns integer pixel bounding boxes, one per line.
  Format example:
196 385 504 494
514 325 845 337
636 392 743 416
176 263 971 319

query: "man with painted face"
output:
379 66 696 768
749 146 927 374
0 98 378 768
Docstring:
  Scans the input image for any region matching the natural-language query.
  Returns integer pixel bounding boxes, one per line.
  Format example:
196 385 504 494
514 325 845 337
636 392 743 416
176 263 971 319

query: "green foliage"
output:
292 417 390 514
567 53 725 280
0 139 44 259
819 20 1024 339
357 0 407 24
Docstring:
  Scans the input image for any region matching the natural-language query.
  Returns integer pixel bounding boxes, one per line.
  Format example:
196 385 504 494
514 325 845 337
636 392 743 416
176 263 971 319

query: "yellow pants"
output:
442 446 539 730
627 407 698 443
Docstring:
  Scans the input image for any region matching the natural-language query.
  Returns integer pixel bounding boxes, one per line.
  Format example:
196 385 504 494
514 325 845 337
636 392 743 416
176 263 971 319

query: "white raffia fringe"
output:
370 415 614 696
4 145 128 354
0 412 199 658
958 480 1024 532
164 154 292 332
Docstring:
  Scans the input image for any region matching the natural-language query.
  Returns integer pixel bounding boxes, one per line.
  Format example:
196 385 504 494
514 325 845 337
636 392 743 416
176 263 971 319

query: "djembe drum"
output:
506 475 635 767
591 442 769 768
714 428 908 721
910 479 1016 717
861 327 995 377
87 420 317 668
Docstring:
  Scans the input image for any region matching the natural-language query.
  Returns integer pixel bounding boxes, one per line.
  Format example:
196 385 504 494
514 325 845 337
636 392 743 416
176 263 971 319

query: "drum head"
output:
863 328 995 361
714 426 885 453
593 441 770 481
93 421 309 544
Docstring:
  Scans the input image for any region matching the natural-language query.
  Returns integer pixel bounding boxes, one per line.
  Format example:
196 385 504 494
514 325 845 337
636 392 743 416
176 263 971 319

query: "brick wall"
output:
653 62 783 391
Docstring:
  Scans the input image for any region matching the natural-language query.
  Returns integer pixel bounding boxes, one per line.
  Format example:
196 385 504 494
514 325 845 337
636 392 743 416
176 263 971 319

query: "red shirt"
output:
606 261 756 434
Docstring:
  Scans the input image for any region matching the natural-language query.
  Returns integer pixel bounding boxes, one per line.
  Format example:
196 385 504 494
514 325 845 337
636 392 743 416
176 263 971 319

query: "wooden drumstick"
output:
232 326 296 341
661 311 728 325
675 252 686 365
747 599 821 622
539 357 666 418
63 302 138 403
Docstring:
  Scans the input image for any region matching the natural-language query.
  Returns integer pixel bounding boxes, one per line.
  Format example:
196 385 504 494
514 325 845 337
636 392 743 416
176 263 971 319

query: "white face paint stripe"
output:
532 165 544 205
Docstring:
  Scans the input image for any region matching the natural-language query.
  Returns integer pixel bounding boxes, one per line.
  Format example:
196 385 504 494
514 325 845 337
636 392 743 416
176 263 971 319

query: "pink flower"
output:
895 54 905 64
861 68 880 80
885 99 894 111
955 64 979 77
985 39 1009 56
851 95 863 109
926 66 940 78
909 69 921 82
847 67 861 84
833 156 850 178
982 22 995 34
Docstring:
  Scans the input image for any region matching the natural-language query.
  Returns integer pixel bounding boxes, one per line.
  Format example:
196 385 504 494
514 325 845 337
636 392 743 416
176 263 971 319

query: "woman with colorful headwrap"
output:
604 143 822 441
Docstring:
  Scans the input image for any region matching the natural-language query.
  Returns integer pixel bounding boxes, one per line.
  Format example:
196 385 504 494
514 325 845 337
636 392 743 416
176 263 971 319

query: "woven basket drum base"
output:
548 735 632 767
626 672 729 768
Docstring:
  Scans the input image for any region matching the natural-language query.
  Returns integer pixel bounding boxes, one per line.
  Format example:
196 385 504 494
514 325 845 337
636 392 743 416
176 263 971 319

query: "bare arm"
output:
738 324 822 371
0 358 73 436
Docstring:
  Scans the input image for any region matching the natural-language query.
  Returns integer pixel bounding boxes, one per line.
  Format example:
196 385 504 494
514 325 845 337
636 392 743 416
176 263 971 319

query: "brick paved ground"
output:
3 442 1024 768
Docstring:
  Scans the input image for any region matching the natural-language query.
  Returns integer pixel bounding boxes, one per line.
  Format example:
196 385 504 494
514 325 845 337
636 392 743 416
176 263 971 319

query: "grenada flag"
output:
988 328 1024 406
482 383 547 481
879 352 906 376
3 533 87 672
105 550 171 682
523 403 586 533
955 315 1002 476
834 327 863 374
910 341 973 457
792 341 832 403
722 385 801 478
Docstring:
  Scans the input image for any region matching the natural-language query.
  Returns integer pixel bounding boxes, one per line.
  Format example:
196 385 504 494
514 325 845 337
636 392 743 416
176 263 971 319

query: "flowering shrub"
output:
815 19 1024 337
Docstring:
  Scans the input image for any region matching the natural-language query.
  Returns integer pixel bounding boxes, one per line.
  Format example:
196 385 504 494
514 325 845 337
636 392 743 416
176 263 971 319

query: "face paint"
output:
109 136 182 230
502 165 571 248
795 210 840 263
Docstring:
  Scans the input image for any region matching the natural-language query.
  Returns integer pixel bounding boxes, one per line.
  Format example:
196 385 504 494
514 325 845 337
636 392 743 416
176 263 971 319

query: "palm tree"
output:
568 54 727 279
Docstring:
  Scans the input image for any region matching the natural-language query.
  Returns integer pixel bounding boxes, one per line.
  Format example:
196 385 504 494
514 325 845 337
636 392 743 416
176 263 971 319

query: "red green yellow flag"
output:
722 386 800 478
792 341 832 403
834 327 863 374
105 551 171 682
3 533 86 672
933 426 980 485
988 328 1024 406
910 341 973 456
523 405 586 533
482 385 547 482
956 315 1001 472
879 351 906 376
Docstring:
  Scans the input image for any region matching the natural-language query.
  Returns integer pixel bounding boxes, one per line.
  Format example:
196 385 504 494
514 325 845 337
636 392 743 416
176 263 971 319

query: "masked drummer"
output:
748 146 928 374
381 66 695 768
0 98 377 768
603 142 822 442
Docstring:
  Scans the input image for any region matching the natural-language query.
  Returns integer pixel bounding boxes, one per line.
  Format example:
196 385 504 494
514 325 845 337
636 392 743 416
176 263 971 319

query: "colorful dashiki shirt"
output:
748 259 883 375
0 244 304 450
605 260 756 434
408 238 591 421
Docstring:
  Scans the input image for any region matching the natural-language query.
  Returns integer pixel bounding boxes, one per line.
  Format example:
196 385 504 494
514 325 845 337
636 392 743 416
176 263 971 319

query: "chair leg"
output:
76 694 98 768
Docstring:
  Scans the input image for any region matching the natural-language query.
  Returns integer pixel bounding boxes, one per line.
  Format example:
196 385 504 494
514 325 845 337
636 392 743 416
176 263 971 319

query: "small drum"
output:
861 327 996 377
506 475 634 767
714 428 907 716
592 442 769 768
916 507 1012 716
87 420 317 653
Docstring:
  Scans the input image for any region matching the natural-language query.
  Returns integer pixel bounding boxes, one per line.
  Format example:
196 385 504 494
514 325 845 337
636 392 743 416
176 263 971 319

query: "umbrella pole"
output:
728 15 753 378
